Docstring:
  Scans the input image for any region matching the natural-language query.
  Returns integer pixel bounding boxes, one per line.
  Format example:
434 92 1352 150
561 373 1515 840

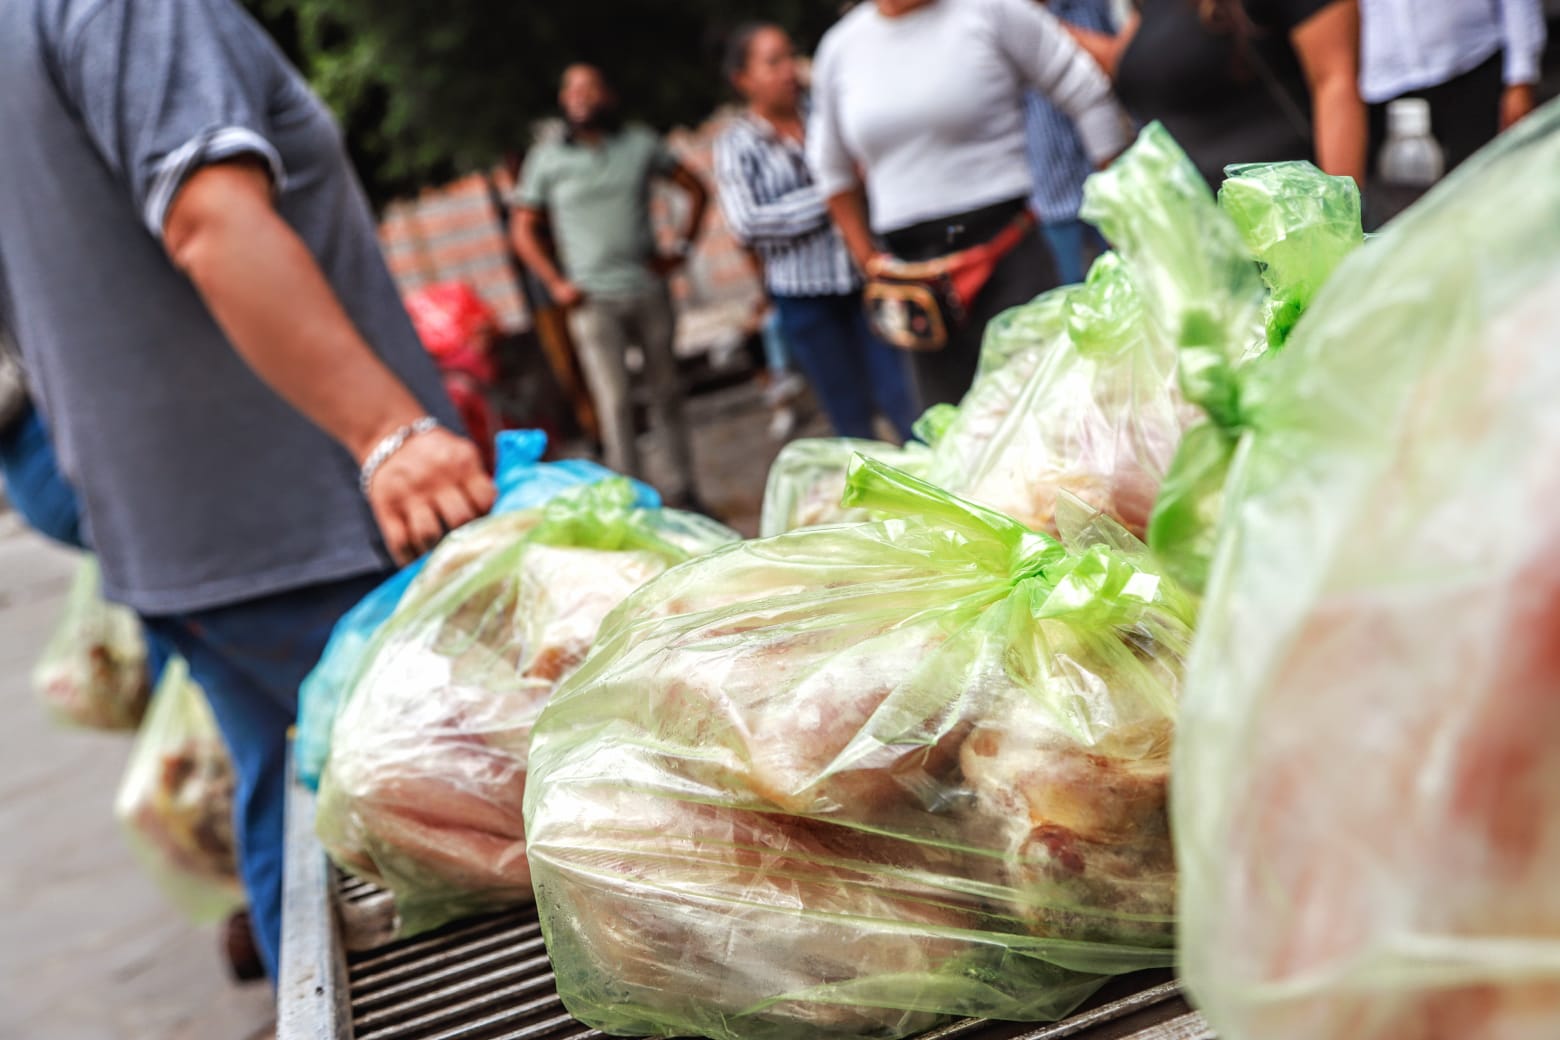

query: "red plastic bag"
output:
406 283 501 471
405 283 496 361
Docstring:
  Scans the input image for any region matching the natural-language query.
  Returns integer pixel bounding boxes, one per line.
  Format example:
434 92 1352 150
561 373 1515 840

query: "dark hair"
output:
722 22 779 87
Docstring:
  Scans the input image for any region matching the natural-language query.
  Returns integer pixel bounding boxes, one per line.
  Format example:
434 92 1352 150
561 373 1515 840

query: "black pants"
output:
882 198 1057 408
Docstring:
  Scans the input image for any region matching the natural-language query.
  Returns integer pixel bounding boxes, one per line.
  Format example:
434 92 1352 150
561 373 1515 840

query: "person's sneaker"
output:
223 909 267 985
762 371 806 408
768 406 799 441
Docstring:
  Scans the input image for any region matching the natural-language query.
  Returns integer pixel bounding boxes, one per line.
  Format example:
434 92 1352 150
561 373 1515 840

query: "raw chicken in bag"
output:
315 480 736 934
760 436 930 536
930 251 1195 539
1176 104 1560 1040
32 556 150 731
115 656 243 922
295 430 655 791
525 460 1197 1040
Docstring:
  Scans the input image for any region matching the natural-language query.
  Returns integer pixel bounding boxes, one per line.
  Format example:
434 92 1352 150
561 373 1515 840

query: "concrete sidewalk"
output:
0 521 273 1040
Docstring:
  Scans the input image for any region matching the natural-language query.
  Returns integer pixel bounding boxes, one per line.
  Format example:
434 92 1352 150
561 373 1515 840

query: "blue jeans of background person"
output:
1041 218 1106 286
1 403 174 682
773 293 920 441
145 570 391 983
760 308 790 376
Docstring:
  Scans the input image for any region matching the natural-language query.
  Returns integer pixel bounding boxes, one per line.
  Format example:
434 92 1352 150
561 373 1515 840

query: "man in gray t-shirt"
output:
0 0 495 981
511 64 710 507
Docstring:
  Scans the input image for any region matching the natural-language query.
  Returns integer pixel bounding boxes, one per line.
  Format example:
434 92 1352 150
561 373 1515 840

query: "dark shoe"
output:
223 909 267 985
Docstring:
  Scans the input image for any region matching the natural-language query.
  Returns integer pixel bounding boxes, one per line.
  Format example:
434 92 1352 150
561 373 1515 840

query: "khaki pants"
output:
566 284 697 496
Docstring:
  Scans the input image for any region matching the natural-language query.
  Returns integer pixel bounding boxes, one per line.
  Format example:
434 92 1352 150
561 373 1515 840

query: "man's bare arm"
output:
163 160 494 564
825 187 883 274
510 205 582 308
667 162 711 247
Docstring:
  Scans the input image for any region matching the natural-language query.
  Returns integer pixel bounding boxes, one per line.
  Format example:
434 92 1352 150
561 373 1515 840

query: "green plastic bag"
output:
920 286 1081 500
525 460 1196 1040
1176 103 1560 1040
1081 124 1263 593
759 437 931 536
32 556 150 731
115 656 243 923
1219 161 1364 350
977 281 1075 378
929 253 1195 539
1120 141 1363 592
315 480 737 935
1081 122 1266 407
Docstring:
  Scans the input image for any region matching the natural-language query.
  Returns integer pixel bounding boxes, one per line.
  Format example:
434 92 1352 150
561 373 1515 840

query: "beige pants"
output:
566 284 697 497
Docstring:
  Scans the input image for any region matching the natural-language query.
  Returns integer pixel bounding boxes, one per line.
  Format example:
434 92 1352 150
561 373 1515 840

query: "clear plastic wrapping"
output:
760 437 930 536
115 657 242 923
525 461 1196 1040
1176 103 1560 1040
32 556 150 731
315 480 737 934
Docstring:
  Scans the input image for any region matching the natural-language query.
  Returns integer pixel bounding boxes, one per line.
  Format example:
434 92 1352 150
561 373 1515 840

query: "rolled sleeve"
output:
1499 0 1548 85
143 127 287 240
55 0 290 241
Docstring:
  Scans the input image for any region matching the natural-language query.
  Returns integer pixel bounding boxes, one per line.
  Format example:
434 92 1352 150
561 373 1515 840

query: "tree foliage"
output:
247 0 847 204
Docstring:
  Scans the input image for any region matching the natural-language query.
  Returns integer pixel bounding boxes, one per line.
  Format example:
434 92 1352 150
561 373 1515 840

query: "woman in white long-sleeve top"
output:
808 0 1132 406
714 23 920 442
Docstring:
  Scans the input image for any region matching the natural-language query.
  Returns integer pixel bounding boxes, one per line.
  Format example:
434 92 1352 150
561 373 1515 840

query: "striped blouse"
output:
712 113 860 299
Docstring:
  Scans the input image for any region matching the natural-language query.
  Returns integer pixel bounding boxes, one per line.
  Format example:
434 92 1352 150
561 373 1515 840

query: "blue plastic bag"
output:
491 430 660 515
295 431 657 789
295 563 426 789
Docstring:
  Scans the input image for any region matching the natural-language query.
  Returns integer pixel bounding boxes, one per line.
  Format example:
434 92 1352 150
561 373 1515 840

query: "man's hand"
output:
363 426 496 565
1501 83 1537 131
549 279 586 310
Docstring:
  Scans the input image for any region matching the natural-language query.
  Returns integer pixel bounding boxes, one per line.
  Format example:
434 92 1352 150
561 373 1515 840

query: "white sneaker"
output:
768 407 798 441
763 371 806 408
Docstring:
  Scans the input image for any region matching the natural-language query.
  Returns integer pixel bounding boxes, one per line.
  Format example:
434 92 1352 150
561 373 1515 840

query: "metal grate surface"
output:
281 769 1210 1040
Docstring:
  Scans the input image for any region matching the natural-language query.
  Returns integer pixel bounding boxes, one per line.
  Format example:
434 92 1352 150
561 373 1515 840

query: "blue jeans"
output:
0 404 84 548
773 293 920 441
146 570 391 983
760 309 790 375
1041 218 1105 286
2 404 173 681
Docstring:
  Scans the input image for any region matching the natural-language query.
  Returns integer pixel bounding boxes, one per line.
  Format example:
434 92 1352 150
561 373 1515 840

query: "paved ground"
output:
0 518 276 1040
628 375 831 537
0 379 832 1040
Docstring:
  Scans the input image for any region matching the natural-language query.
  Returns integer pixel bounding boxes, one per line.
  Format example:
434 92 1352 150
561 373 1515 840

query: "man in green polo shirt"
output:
512 63 710 507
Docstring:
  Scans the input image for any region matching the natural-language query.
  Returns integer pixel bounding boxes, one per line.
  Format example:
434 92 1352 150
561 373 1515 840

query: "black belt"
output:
882 197 1030 262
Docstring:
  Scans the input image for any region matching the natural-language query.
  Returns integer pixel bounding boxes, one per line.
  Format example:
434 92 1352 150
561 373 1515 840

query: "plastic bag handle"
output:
841 457 1062 572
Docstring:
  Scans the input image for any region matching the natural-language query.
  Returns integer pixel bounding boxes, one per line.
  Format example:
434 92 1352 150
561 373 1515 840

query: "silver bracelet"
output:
359 416 439 495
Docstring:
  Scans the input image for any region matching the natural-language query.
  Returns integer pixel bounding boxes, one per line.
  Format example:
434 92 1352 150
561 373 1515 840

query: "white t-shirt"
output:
809 0 1131 234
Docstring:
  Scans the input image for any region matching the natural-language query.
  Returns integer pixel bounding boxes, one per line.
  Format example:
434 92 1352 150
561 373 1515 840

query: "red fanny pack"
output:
864 212 1035 352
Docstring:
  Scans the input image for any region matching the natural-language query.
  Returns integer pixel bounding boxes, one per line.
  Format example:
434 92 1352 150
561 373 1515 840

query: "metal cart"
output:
279 775 1211 1040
